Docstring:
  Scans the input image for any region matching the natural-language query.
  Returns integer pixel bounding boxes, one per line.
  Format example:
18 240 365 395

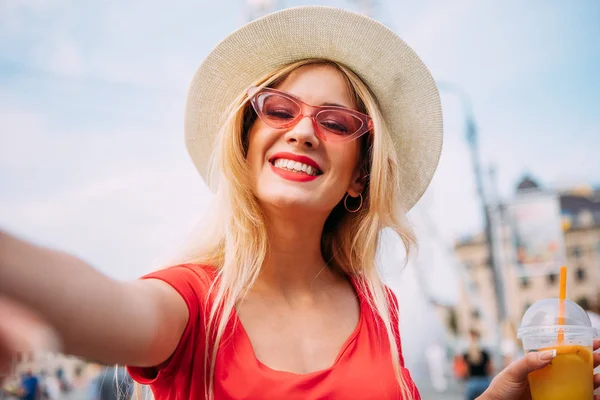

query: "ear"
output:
347 164 366 197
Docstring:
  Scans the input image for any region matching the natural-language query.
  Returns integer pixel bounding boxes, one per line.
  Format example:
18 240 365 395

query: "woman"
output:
0 6 598 400
463 330 492 400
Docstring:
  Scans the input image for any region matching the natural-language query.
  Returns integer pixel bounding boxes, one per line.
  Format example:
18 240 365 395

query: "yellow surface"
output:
528 345 594 400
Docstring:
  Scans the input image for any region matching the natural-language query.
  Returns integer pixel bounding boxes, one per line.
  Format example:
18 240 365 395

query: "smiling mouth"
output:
270 158 322 176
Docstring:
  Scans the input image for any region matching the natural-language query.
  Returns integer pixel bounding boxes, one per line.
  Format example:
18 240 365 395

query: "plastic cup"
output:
518 298 597 400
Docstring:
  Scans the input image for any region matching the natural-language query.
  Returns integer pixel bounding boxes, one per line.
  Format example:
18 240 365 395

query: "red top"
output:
127 264 421 400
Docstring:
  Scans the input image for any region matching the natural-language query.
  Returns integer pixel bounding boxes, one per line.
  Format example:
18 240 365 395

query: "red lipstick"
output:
269 152 322 182
269 152 322 171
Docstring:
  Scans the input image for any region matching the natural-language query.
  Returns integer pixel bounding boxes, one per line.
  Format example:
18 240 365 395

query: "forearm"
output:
0 231 159 364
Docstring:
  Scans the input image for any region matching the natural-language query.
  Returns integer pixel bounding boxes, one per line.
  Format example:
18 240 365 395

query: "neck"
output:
256 208 339 295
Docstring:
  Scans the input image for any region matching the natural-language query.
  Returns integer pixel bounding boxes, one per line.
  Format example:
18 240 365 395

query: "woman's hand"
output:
479 340 600 400
0 296 60 382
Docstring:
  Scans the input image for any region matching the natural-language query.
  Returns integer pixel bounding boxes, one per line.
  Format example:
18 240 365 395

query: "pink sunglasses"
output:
247 86 373 143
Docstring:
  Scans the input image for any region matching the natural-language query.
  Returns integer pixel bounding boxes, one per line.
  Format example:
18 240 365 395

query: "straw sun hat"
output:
184 5 443 210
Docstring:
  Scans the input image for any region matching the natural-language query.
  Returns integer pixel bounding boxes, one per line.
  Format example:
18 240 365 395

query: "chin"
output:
258 187 314 210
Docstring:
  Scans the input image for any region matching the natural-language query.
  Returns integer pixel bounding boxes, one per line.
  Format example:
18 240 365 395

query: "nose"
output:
284 116 320 149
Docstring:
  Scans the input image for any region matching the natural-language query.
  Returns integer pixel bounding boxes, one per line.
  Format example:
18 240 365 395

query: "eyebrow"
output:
321 101 349 109
284 90 351 109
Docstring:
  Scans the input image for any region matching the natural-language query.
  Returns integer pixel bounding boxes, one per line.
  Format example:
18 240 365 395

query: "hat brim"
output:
185 5 443 211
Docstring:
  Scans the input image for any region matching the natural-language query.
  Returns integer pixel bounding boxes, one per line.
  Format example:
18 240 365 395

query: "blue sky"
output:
1 0 599 380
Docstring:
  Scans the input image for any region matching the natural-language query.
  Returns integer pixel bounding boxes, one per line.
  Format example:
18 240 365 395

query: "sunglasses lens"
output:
316 110 363 138
257 93 300 127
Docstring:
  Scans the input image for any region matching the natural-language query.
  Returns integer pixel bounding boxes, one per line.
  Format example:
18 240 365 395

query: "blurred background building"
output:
453 177 600 342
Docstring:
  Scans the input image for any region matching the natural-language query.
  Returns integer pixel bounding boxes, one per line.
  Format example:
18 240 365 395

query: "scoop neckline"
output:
231 276 365 377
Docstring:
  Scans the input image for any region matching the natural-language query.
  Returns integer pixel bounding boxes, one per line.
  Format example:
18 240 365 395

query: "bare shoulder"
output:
126 278 189 319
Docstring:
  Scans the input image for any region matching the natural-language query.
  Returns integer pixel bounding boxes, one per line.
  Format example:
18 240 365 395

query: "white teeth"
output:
271 158 319 176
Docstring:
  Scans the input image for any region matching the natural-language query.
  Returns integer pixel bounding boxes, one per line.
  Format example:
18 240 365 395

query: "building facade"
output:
453 179 600 340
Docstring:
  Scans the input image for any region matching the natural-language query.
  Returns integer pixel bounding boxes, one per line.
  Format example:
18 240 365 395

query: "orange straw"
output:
557 266 567 344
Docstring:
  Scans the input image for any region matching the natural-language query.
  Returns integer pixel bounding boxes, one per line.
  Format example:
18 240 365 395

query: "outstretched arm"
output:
0 231 189 368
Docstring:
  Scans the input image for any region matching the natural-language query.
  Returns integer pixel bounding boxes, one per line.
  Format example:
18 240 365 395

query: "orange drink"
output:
528 345 593 400
519 269 596 400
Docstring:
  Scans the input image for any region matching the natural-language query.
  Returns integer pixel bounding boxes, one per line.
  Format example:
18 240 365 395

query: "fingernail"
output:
539 349 557 362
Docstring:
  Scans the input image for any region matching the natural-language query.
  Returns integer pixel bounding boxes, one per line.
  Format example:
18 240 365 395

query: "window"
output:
571 246 583 258
576 267 586 282
471 309 481 320
576 297 590 311
547 273 558 286
523 302 532 316
520 276 530 288
464 261 475 270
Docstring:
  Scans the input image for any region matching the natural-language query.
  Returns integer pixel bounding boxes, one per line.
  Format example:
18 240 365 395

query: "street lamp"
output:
437 81 508 333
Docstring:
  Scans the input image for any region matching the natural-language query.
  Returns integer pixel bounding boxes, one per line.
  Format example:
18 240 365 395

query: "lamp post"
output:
437 82 508 339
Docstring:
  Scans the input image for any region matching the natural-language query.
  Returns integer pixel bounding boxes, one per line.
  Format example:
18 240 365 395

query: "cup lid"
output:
518 298 597 338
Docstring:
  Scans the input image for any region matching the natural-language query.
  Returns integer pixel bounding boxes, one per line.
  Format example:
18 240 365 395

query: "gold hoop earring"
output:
344 193 363 213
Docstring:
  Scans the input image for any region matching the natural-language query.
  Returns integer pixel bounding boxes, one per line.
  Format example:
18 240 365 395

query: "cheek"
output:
246 124 267 168
245 123 281 180
329 142 361 179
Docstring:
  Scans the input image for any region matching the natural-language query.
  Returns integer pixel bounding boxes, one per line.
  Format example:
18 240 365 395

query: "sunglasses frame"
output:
247 86 373 143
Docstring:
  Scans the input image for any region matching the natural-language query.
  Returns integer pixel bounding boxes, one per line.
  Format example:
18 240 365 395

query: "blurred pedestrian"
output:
54 367 71 393
463 330 492 400
16 370 38 400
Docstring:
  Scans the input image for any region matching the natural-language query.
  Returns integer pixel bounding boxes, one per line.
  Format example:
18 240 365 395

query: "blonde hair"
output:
137 59 417 399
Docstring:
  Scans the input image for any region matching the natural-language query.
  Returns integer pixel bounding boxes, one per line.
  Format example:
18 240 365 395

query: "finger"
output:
504 350 556 382
595 372 600 389
595 351 600 369
594 340 599 351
